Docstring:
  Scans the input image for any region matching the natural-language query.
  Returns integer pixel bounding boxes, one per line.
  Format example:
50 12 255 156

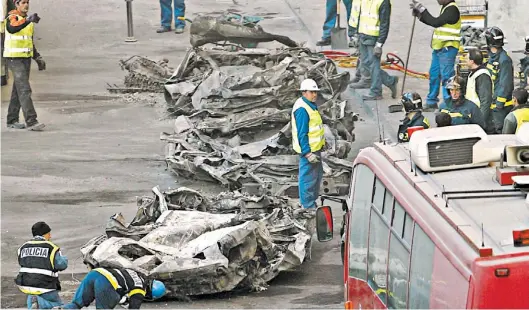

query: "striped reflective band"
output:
4 47 31 53
437 27 460 34
128 288 146 297
17 285 55 295
433 35 461 41
19 267 58 277
95 268 121 290
5 34 31 40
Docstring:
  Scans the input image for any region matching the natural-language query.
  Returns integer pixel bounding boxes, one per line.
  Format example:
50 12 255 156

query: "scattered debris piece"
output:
461 25 487 48
81 186 316 297
108 56 175 93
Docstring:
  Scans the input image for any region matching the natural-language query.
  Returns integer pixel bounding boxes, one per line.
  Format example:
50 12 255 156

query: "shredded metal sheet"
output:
81 186 316 297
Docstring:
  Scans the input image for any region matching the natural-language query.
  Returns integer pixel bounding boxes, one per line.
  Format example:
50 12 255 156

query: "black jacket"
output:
419 0 460 29
397 111 430 142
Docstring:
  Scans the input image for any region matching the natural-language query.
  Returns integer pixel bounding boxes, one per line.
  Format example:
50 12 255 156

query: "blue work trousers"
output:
359 41 396 96
426 47 458 107
322 0 353 40
160 0 186 29
63 271 121 309
26 291 62 309
299 152 323 209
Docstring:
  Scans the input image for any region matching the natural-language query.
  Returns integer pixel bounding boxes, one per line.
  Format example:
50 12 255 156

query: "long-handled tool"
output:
331 0 348 50
389 16 417 113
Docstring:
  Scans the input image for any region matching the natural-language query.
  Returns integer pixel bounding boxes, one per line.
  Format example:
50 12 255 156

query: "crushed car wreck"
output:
162 46 356 197
81 186 316 297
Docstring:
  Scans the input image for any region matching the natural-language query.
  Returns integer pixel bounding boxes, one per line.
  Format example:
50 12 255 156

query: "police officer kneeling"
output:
16 221 68 309
61 263 166 309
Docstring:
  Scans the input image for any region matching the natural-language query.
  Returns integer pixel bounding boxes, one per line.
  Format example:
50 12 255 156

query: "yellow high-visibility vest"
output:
513 107 529 133
357 0 386 37
431 2 461 50
3 14 34 58
291 98 325 154
466 68 493 108
348 0 362 28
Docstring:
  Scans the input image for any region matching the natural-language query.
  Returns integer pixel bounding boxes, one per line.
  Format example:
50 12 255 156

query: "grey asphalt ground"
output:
1 0 525 308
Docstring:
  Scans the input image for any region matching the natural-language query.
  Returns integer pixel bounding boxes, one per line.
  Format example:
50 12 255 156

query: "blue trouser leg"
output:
298 152 323 209
427 50 441 106
160 0 173 28
63 271 121 309
439 47 458 103
362 43 395 96
322 0 337 40
173 0 186 28
26 291 62 309
342 0 353 38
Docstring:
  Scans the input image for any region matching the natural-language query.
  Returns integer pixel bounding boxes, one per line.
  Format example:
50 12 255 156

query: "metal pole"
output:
125 0 137 42
401 17 417 96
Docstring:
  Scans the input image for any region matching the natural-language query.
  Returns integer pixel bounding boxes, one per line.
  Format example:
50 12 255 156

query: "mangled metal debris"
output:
461 25 487 48
107 56 175 93
81 186 316 297
162 46 356 197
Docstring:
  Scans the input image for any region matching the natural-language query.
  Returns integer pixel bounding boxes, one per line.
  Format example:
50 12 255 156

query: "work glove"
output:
35 56 46 71
349 35 359 49
26 13 41 23
409 0 426 14
374 43 383 58
305 152 320 164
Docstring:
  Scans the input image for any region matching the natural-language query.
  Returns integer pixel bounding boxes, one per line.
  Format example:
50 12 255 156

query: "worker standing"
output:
62 265 166 309
347 0 370 85
484 26 514 134
466 48 494 133
316 0 354 47
15 222 68 309
502 88 529 134
348 0 398 100
439 76 485 129
1 0 8 86
156 0 185 34
410 0 461 110
4 0 45 130
292 79 325 209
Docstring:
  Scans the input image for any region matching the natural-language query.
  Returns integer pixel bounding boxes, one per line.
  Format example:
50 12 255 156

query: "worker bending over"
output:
397 92 430 142
62 265 166 309
439 76 484 129
16 222 68 309
503 88 529 134
484 26 514 133
349 0 398 100
4 0 46 130
466 48 494 133
410 0 461 110
292 79 325 209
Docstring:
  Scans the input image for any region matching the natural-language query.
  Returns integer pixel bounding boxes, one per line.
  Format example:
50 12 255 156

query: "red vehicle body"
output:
333 141 529 309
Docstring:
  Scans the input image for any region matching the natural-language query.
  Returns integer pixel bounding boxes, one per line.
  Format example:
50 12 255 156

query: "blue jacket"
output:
487 48 514 109
439 97 485 130
293 96 318 156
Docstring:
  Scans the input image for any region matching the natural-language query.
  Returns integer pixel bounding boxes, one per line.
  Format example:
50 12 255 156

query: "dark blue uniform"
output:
397 111 430 142
439 97 485 130
487 48 514 133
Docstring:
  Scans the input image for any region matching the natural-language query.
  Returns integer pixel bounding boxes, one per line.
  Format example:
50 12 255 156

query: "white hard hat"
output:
299 79 320 91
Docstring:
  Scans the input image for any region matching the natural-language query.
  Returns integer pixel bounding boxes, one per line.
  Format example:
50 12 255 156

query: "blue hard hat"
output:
151 280 166 300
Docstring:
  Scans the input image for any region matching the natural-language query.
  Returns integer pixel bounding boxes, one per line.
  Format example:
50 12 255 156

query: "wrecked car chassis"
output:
162 47 356 198
81 186 317 298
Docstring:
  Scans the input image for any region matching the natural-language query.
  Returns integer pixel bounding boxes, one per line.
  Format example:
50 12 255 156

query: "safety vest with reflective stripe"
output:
431 2 461 50
466 68 493 108
16 240 60 295
95 268 147 299
513 107 529 133
357 0 386 37
291 97 325 154
348 0 362 28
3 14 34 58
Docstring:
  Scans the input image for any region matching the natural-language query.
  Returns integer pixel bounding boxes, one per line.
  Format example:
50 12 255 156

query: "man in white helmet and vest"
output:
466 48 494 133
291 79 325 209
4 0 46 130
410 0 461 110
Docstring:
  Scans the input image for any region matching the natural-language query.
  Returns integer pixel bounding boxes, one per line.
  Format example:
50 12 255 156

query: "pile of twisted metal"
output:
81 186 317 297
162 46 357 197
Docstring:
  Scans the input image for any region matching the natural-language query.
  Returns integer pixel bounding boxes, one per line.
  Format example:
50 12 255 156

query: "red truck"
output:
316 124 529 309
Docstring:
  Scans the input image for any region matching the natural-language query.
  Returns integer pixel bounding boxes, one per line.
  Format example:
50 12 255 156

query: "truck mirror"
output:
316 206 334 242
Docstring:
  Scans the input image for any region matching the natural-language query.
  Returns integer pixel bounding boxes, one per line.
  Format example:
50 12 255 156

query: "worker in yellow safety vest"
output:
291 79 325 209
1 0 8 86
348 0 398 101
466 48 494 133
4 0 46 130
502 88 529 134
410 0 461 110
